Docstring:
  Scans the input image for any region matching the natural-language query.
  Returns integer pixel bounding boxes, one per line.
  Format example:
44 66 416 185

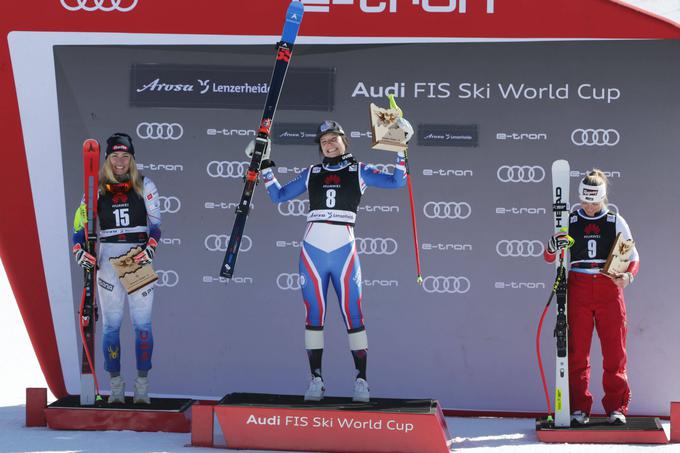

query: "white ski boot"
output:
352 378 370 403
108 376 125 404
133 376 151 404
304 377 325 401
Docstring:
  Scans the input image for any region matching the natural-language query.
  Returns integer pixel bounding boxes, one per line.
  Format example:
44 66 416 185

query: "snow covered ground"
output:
1 259 678 453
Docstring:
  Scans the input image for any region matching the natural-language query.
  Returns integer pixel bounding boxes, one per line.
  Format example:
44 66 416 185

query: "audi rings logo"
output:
204 234 252 252
423 202 471 219
422 276 471 294
496 240 544 257
60 0 138 12
155 270 179 287
356 237 398 255
159 196 181 213
136 122 183 140
497 165 545 183
278 199 309 217
277 273 305 290
207 161 249 178
571 129 620 146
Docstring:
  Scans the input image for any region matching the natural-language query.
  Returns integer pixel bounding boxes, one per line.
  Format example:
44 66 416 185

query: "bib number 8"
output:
326 189 337 208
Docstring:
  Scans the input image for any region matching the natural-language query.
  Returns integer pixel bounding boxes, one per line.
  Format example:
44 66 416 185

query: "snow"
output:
1 262 677 453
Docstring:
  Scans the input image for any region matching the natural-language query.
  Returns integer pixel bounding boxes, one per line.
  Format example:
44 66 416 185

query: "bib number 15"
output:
114 208 130 227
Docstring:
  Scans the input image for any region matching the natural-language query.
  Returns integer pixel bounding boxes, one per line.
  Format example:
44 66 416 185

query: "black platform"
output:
219 392 439 413
536 416 668 444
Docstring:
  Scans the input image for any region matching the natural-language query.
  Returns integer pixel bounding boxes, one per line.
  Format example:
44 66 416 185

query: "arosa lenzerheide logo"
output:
204 234 252 252
497 165 545 183
136 122 183 140
61 0 138 12
158 196 181 214
278 199 309 217
422 276 471 294
423 201 471 219
571 129 620 146
206 161 248 178
277 273 305 290
496 240 544 257
155 270 179 288
355 237 398 255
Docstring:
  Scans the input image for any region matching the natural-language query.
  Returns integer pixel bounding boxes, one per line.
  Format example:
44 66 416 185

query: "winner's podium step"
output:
41 393 193 432
536 416 668 444
197 392 451 452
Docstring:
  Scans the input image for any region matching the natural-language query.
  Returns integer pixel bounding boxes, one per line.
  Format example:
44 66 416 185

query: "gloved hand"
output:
396 117 414 143
260 159 276 170
134 238 158 266
72 243 96 270
547 232 573 254
245 138 272 161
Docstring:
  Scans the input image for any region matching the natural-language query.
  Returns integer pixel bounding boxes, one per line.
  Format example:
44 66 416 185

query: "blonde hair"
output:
582 168 609 206
99 155 144 197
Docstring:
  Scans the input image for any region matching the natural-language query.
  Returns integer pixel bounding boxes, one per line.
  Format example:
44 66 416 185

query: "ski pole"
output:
387 94 423 285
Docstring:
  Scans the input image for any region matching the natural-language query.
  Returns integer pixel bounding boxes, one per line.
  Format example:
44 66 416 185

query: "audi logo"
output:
496 240 544 257
159 196 181 214
355 237 398 255
423 202 471 219
155 270 179 288
277 273 305 290
422 276 471 294
60 0 138 12
497 165 545 183
136 122 183 140
571 129 620 146
204 234 252 252
278 199 309 217
207 161 249 178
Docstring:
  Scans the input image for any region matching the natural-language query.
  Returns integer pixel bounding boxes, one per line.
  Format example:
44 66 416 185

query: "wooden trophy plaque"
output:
369 103 408 152
602 232 635 275
109 246 158 294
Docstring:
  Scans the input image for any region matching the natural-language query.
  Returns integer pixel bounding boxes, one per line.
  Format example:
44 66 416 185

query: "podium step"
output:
536 416 668 444
211 392 451 452
45 395 193 432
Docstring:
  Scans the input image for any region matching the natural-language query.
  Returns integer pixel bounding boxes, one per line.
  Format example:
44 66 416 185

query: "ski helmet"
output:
106 132 135 158
315 120 345 143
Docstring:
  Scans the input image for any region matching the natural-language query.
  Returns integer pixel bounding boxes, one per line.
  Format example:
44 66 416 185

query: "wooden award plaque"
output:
109 246 158 294
369 103 408 152
602 232 635 275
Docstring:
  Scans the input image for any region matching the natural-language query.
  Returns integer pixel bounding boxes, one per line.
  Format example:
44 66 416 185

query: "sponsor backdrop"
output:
55 40 680 413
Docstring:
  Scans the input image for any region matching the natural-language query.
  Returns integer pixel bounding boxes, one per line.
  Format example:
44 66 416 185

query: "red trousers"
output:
567 271 631 415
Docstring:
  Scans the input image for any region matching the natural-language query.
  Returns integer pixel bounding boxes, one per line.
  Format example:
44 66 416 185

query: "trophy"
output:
369 103 410 152
109 246 158 294
602 233 635 276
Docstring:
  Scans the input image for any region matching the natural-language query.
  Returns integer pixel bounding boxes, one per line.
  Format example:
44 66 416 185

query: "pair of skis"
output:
219 1 423 283
79 139 101 405
536 159 571 427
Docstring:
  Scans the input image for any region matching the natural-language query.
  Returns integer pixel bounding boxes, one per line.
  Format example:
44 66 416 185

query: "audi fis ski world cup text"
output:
246 414 414 433
301 0 495 14
351 82 621 103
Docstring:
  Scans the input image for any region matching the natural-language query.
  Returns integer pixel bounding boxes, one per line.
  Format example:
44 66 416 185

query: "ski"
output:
220 0 304 278
551 159 570 427
80 138 100 405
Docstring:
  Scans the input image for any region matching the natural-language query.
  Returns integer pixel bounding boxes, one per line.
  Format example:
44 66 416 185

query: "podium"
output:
536 416 668 444
205 393 451 452
26 388 192 433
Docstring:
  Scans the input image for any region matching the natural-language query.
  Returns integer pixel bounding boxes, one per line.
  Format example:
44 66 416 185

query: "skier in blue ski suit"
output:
260 120 409 402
